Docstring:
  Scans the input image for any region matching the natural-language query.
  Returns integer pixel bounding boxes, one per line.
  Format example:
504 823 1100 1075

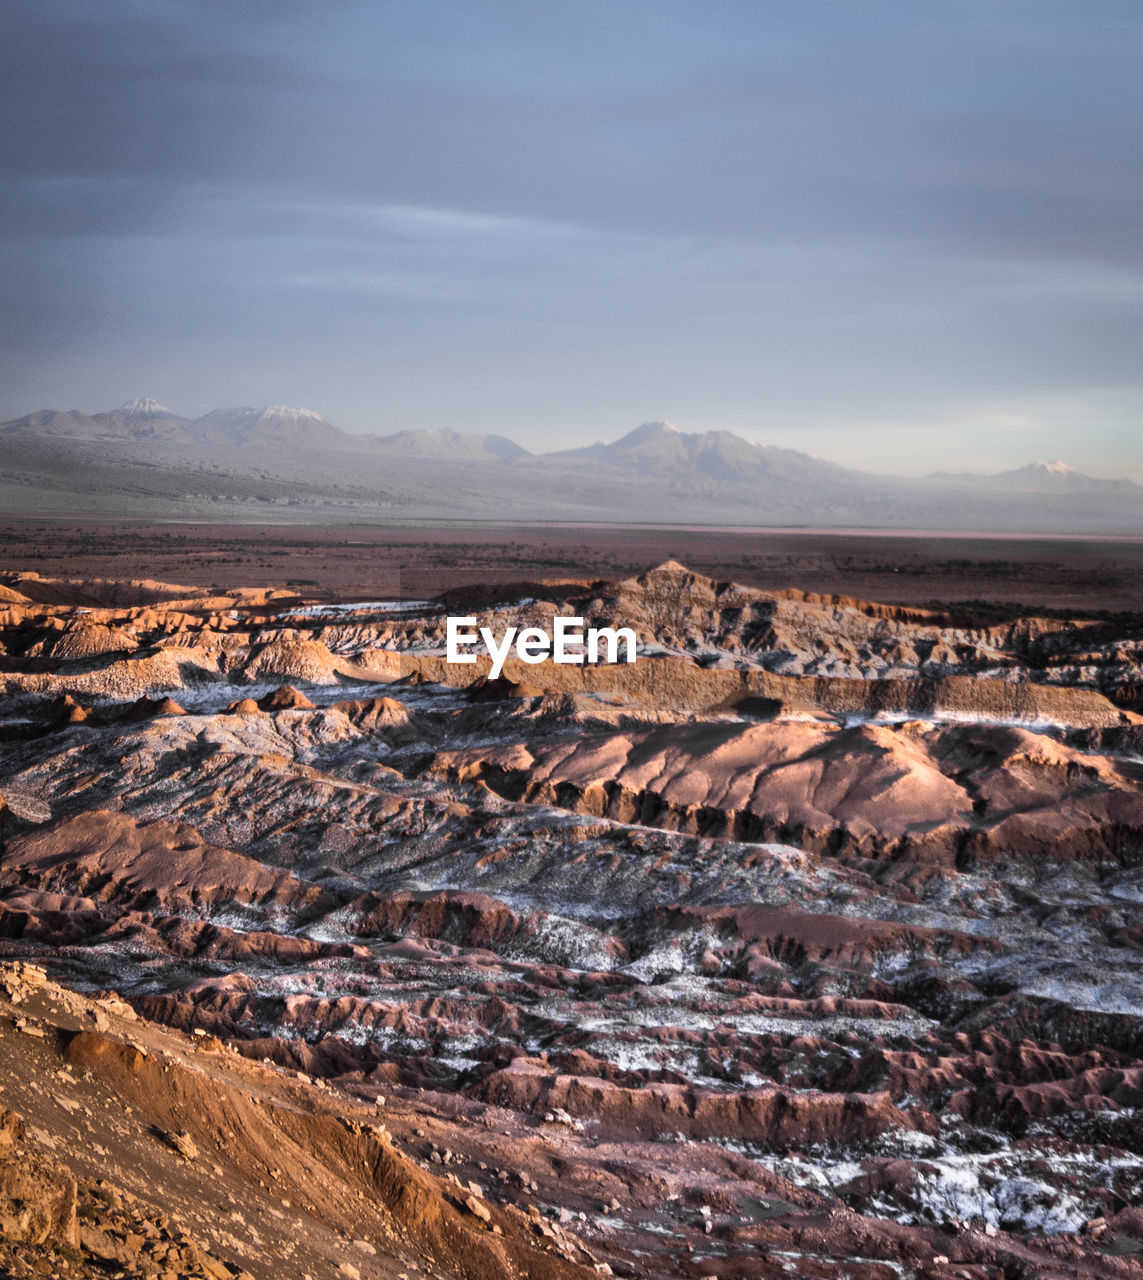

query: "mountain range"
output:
0 399 1138 532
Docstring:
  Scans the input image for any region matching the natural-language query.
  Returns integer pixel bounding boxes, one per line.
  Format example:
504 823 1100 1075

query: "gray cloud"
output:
1 0 1141 476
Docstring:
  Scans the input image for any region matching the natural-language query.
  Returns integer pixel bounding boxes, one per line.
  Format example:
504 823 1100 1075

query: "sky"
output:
1 0 1142 479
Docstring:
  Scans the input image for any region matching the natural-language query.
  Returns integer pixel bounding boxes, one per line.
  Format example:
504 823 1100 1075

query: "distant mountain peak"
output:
119 397 172 415
624 420 681 442
924 457 1138 496
373 426 529 461
260 405 325 423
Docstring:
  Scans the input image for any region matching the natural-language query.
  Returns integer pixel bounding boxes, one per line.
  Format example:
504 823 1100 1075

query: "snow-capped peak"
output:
1034 459 1080 475
261 405 325 422
622 420 681 443
119 397 172 415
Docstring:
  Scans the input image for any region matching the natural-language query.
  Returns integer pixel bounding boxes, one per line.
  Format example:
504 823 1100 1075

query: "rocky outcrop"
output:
430 718 1143 863
257 683 317 711
2 810 335 917
0 1109 78 1249
47 619 139 659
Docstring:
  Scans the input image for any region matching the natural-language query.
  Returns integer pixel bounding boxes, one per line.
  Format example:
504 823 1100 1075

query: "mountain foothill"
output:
0 398 1138 531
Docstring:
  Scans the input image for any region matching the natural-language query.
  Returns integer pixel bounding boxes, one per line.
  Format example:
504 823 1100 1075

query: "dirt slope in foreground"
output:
0 962 593 1280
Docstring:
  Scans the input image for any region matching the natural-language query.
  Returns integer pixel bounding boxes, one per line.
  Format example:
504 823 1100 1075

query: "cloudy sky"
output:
2 0 1141 478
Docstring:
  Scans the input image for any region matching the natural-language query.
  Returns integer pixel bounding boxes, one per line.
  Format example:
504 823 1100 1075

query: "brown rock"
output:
257 684 317 711
465 1194 492 1224
160 1129 199 1161
0 1109 79 1248
224 697 264 716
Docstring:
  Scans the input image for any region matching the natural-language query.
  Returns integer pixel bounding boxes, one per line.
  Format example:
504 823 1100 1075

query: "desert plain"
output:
3 521 1142 611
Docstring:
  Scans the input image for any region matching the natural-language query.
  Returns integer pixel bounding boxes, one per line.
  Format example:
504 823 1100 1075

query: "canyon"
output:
0 559 1141 1278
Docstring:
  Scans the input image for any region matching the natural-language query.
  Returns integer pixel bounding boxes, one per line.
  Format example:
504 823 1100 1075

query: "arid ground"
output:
4 520 1142 613
0 530 1142 1279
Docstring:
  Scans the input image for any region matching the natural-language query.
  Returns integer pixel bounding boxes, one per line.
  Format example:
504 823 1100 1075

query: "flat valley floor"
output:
4 520 1142 613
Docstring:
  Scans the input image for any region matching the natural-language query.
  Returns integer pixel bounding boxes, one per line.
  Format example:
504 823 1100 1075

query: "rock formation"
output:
0 562 1141 1276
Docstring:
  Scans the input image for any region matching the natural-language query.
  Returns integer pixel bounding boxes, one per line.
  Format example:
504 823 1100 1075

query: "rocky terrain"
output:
1 561 1142 1277
0 960 591 1280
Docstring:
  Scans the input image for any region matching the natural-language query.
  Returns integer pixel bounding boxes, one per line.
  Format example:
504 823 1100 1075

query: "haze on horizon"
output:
2 1 1142 483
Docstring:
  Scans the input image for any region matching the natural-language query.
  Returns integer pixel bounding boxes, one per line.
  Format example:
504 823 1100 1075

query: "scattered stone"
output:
465 1195 491 1224
542 1107 583 1131
0 963 48 999
99 993 137 1021
158 1130 199 1162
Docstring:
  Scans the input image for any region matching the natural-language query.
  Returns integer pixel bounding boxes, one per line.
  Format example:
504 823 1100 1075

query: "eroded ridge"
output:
1 562 1142 1278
